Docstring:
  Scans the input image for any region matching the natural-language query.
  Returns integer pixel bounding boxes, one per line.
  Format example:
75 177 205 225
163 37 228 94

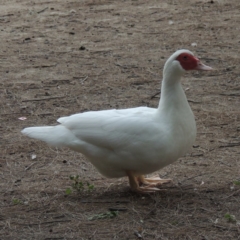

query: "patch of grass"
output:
87 182 95 191
66 175 95 194
233 180 240 186
88 211 119 221
171 220 179 226
65 188 72 195
12 198 22 205
224 213 236 223
70 175 84 192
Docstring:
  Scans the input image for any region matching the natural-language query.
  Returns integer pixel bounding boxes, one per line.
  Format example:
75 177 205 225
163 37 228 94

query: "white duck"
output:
22 49 212 193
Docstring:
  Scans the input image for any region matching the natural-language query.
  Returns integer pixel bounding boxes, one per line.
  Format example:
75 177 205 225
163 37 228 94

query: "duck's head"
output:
163 49 212 78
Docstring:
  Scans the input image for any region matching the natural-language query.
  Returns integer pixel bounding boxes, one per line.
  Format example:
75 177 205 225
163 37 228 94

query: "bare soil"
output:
1 0 240 239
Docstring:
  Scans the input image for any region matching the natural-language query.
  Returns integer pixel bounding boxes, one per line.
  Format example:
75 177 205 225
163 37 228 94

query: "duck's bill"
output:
196 61 213 71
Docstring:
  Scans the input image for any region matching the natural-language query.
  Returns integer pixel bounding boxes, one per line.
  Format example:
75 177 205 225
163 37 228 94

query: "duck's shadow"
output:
65 182 226 212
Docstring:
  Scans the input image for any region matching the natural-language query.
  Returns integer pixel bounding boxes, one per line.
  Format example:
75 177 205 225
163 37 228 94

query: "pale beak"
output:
196 61 213 71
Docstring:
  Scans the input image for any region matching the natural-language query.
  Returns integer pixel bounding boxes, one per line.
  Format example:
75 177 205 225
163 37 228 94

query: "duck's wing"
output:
57 107 158 150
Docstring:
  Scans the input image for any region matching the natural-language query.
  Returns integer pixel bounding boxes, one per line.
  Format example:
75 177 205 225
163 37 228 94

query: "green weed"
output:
233 180 240 186
12 198 22 205
224 213 236 223
65 175 95 194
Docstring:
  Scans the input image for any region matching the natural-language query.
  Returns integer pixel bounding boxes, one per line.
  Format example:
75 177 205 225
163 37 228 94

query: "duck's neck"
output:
157 69 189 113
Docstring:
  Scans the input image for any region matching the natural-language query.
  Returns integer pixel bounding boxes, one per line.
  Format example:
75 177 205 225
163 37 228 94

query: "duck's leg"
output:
126 171 160 193
137 175 172 186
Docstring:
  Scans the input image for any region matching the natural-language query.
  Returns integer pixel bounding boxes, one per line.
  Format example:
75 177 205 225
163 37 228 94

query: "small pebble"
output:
79 46 86 50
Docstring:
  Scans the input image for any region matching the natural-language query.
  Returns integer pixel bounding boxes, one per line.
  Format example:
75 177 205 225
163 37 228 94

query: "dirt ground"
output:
1 0 240 239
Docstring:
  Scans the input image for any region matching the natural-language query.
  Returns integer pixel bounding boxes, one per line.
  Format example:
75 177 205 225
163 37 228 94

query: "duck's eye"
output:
183 55 188 60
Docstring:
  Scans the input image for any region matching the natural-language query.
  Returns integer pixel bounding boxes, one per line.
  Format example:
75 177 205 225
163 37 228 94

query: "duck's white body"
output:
22 49 212 192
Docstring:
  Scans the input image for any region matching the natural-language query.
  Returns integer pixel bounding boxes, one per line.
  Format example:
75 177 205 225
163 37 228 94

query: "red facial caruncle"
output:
176 52 213 71
176 53 199 71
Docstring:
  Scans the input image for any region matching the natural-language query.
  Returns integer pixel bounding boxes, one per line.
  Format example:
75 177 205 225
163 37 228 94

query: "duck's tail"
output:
21 125 77 147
